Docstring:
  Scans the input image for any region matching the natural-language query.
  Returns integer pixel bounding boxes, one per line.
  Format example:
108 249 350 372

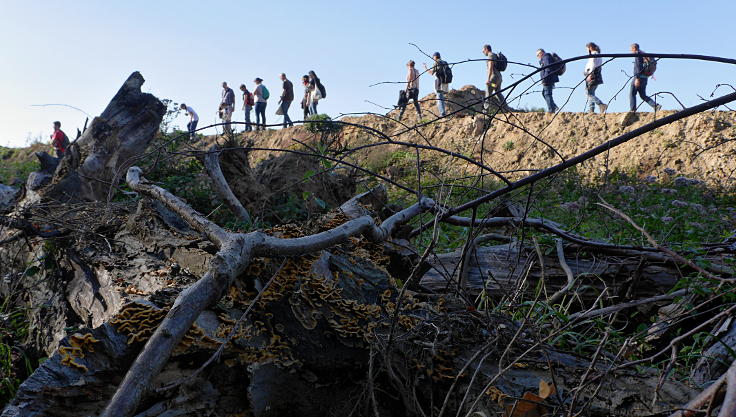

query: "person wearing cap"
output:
240 84 254 132
179 103 199 139
253 78 268 131
423 52 449 117
220 82 235 134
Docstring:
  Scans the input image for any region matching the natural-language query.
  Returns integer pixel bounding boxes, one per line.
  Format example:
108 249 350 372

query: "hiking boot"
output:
598 103 608 114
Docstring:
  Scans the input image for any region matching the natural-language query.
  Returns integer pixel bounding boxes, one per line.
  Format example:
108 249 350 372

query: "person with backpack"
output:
424 52 450 117
253 78 269 131
300 75 311 120
179 103 199 139
584 42 607 114
482 44 506 112
50 121 69 159
398 60 422 121
536 49 559 113
308 71 325 116
279 73 295 128
629 43 661 112
220 82 235 134
239 84 254 132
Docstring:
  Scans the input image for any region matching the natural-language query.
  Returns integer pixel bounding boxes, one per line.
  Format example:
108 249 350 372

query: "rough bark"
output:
100 167 434 417
421 241 687 302
39 72 165 203
201 144 252 224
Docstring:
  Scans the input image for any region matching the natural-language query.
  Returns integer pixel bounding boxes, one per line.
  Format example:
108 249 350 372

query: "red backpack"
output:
244 91 255 106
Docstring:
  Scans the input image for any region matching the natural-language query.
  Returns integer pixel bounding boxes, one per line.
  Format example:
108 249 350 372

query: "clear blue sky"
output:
1 0 734 147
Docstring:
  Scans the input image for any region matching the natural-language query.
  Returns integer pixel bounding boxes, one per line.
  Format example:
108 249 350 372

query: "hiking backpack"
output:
244 91 255 106
317 82 326 99
437 60 453 84
261 86 270 100
496 52 508 72
551 53 566 76
61 132 71 151
642 55 657 77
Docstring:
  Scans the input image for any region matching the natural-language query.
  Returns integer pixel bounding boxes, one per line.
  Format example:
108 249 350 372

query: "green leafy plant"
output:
306 114 342 135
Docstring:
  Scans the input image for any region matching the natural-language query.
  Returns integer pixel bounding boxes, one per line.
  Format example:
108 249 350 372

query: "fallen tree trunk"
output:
420 241 687 302
101 166 435 417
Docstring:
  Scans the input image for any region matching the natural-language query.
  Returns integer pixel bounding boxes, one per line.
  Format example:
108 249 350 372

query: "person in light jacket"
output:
253 78 268 131
398 60 422 121
308 71 323 115
583 42 607 113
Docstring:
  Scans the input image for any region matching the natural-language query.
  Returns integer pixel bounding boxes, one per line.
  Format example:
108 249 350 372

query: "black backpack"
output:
551 53 566 76
437 60 453 84
317 82 327 99
61 132 71 150
496 52 508 72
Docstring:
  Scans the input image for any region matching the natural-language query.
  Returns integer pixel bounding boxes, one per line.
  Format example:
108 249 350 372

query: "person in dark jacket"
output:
279 73 294 128
629 43 661 112
584 42 607 113
220 82 235 134
536 49 559 113
300 75 310 120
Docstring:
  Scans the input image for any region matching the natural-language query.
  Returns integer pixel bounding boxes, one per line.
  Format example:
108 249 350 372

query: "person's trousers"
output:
222 107 233 133
255 102 267 130
629 78 657 111
484 74 505 112
244 106 252 131
542 84 557 113
187 120 198 138
586 84 604 112
56 149 64 159
436 90 446 117
309 101 318 116
398 88 421 120
280 101 293 127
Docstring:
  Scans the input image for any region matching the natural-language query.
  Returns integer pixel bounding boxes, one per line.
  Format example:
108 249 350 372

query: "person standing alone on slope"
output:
50 121 69 159
180 103 199 139
584 42 607 113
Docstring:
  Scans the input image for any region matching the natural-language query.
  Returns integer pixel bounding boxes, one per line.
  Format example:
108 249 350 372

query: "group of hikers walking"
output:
50 42 663 156
397 42 661 119
180 71 326 139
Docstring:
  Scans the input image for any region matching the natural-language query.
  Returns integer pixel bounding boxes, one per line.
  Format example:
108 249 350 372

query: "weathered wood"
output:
420 242 683 301
201 144 252 224
40 72 165 202
101 167 434 417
